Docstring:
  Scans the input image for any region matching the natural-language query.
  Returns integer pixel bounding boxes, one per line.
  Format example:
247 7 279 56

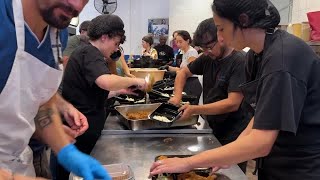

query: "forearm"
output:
192 99 240 115
173 71 189 100
168 66 180 72
96 74 140 91
34 97 70 154
188 129 277 168
54 93 73 115
121 59 131 76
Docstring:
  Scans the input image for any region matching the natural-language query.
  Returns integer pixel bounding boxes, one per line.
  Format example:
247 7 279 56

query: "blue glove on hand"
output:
57 144 111 180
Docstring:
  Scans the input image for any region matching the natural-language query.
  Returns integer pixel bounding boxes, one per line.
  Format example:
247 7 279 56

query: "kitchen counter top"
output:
91 133 248 180
90 114 248 179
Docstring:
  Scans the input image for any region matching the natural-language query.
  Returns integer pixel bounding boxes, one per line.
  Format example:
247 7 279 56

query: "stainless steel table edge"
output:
101 129 213 135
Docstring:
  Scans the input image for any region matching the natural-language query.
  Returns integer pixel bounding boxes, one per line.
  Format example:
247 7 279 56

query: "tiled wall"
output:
292 0 320 23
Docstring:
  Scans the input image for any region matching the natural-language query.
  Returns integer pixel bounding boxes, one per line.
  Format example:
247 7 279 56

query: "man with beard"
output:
168 18 250 172
154 35 174 65
0 0 111 180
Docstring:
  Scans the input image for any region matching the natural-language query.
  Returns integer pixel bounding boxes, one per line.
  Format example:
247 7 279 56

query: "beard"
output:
40 3 79 29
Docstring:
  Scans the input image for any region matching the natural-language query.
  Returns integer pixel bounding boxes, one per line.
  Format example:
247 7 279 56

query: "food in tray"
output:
153 115 171 122
125 97 135 101
157 155 169 160
155 156 217 180
126 111 149 120
155 171 217 180
160 93 170 97
111 173 130 180
164 87 174 90
73 174 130 180
134 98 145 103
177 172 217 180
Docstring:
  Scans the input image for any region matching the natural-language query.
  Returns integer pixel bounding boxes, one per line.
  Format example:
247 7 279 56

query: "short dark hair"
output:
212 0 280 29
193 18 217 47
142 35 154 46
176 30 192 44
79 20 91 33
88 14 126 43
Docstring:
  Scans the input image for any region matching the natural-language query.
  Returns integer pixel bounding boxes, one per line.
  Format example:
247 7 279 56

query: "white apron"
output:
0 0 63 176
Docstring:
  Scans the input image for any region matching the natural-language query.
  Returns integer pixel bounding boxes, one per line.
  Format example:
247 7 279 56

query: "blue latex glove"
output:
57 144 111 180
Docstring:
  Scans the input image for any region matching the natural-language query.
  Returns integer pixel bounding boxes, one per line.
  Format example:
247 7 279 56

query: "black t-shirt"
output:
62 44 110 132
154 44 174 62
247 30 320 178
188 51 248 142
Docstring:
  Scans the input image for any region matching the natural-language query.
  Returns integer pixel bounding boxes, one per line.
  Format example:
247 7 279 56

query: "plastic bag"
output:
307 11 320 41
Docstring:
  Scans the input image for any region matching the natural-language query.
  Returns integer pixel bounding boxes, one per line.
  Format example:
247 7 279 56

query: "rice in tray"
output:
153 115 171 122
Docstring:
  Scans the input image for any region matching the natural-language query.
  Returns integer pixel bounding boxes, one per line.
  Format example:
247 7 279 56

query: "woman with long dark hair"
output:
150 0 320 179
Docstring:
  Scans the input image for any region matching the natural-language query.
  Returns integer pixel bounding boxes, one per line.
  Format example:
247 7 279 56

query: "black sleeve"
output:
253 71 307 134
187 55 206 75
83 49 110 86
228 56 246 92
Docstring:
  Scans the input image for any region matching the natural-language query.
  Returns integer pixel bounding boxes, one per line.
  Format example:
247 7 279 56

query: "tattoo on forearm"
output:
35 109 54 128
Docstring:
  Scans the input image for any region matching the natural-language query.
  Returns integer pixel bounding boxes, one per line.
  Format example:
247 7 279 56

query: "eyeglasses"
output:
201 41 218 53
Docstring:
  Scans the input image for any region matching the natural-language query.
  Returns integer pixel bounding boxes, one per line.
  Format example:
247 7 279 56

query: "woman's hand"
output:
149 157 193 177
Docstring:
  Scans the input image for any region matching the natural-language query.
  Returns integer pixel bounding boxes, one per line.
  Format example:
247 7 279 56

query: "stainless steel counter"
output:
91 133 247 180
92 114 247 179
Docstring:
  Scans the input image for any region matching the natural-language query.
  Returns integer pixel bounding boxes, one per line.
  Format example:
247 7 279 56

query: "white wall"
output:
292 0 320 23
270 0 291 25
78 0 169 55
169 0 213 42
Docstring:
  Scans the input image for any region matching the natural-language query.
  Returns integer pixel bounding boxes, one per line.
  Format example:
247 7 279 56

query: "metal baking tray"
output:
152 155 231 180
115 103 162 120
115 104 198 131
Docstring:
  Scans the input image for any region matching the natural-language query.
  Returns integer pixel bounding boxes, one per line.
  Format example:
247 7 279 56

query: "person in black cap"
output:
51 14 148 180
150 0 320 179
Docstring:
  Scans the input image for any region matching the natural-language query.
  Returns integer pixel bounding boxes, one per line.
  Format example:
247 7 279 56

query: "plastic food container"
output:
148 103 182 127
69 163 134 180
